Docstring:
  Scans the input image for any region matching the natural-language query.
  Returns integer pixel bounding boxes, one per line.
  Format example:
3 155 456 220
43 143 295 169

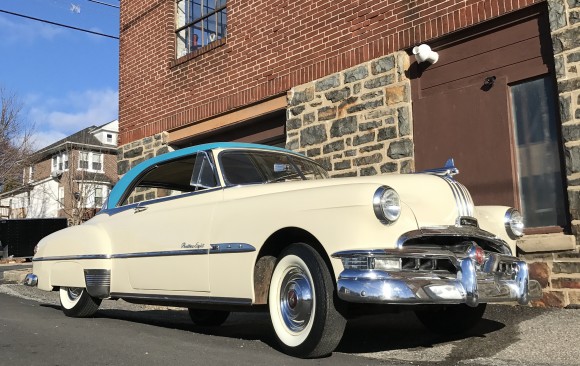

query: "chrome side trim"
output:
209 243 256 254
33 243 255 262
112 249 208 259
33 254 111 262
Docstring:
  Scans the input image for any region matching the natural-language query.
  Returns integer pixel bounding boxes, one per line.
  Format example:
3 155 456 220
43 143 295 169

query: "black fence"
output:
0 218 68 258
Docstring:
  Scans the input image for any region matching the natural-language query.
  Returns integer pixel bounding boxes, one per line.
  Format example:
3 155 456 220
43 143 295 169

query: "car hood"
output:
223 173 468 228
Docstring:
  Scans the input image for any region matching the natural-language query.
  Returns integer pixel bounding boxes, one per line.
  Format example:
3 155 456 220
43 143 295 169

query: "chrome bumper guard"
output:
24 273 38 287
332 248 542 307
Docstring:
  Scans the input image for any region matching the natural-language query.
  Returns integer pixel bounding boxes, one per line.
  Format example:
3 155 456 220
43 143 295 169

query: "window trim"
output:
116 151 220 208
175 0 227 59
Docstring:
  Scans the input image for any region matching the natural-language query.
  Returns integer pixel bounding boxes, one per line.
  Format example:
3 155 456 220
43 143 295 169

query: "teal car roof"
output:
106 142 302 209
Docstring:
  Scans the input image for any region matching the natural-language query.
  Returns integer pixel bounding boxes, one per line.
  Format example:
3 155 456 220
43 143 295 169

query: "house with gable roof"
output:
0 120 118 224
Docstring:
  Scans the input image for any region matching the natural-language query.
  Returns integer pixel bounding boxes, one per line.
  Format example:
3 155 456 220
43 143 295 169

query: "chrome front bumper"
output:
333 250 542 307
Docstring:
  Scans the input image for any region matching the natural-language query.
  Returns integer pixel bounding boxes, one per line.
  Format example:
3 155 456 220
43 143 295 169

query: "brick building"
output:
0 121 119 224
119 1 579 306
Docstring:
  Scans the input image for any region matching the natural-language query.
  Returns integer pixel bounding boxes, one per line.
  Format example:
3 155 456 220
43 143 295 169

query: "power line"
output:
0 9 119 40
87 0 119 9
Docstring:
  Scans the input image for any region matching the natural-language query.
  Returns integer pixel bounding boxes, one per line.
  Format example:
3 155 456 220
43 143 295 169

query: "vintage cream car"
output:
25 142 541 358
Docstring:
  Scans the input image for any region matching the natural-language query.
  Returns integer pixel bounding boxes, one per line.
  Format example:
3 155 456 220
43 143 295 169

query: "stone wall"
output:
117 132 172 176
525 251 580 307
549 0 580 242
286 51 414 177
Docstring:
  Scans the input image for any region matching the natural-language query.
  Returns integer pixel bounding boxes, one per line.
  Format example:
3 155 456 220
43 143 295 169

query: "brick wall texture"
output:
119 0 542 145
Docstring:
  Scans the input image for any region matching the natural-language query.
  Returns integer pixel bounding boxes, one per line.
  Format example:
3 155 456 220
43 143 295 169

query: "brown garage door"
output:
411 5 567 230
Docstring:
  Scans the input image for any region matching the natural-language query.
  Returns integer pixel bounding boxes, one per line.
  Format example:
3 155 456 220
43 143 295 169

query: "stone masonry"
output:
286 52 413 178
117 132 172 177
549 0 580 242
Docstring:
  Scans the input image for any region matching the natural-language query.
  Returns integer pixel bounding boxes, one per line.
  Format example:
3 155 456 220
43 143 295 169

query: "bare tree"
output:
0 87 34 192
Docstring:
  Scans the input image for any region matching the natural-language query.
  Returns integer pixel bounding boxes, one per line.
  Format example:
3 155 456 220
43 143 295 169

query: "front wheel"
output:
415 303 487 335
59 287 101 318
268 244 346 358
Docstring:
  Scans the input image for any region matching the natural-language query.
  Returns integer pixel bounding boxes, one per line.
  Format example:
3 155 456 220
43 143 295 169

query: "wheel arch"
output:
253 227 335 305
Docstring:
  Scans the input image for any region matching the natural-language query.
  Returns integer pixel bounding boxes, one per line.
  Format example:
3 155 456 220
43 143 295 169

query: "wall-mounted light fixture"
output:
412 44 439 64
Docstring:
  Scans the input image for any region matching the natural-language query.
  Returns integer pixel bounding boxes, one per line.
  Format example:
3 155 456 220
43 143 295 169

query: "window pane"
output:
510 76 566 228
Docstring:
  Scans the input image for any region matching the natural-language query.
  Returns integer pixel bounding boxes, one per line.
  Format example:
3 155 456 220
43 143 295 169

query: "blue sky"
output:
0 0 119 149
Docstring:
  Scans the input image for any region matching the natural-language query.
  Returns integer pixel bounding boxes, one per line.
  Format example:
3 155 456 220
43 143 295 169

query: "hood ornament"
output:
419 158 459 177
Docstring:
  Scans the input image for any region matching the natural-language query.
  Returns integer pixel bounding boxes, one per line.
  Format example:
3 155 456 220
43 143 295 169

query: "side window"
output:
220 152 265 185
121 154 217 206
191 151 218 190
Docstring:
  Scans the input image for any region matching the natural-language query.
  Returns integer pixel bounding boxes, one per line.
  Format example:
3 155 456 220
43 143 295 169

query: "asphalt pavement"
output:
1 265 579 365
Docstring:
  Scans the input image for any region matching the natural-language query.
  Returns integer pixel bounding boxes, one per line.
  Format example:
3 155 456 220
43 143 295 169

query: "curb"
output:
2 269 32 284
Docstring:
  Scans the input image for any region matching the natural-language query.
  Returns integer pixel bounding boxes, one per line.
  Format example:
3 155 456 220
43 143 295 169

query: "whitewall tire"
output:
268 244 346 358
59 287 101 318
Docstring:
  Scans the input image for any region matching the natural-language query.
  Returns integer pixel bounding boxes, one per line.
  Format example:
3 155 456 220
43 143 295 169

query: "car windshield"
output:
220 150 329 186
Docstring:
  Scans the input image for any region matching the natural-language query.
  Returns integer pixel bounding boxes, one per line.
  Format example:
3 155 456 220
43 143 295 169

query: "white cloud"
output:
27 88 118 150
0 15 64 44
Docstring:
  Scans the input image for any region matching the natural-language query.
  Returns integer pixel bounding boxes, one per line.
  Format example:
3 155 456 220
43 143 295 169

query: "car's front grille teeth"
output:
496 261 517 275
401 257 457 274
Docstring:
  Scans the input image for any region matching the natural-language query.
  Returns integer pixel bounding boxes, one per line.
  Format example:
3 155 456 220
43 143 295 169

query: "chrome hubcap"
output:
67 288 82 301
279 267 313 332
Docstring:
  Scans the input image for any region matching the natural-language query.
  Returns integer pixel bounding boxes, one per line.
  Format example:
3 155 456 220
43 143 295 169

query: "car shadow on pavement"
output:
40 302 517 356
336 310 504 354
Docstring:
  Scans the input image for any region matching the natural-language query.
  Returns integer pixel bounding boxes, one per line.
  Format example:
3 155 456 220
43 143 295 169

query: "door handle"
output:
134 206 148 213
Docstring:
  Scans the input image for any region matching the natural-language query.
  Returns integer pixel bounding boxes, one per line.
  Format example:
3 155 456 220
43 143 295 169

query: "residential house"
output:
118 1 580 306
0 120 118 224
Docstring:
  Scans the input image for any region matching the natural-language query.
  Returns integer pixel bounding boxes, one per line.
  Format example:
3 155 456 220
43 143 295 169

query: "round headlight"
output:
373 186 401 224
505 208 524 239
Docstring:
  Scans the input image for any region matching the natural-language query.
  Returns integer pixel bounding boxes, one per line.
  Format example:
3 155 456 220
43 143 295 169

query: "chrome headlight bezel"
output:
373 186 401 225
504 208 524 239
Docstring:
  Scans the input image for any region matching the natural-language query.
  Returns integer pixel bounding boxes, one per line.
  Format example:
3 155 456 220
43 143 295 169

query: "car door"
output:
105 151 221 293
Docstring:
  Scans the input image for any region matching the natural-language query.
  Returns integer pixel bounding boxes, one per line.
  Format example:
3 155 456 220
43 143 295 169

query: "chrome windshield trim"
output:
209 243 256 254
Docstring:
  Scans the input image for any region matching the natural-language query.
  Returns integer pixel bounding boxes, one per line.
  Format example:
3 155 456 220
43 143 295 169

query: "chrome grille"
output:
341 257 370 270
442 176 474 217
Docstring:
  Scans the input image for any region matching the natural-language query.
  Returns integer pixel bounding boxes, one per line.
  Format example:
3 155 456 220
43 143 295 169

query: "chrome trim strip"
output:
209 243 256 254
33 243 255 262
33 254 111 262
111 292 252 306
112 249 209 259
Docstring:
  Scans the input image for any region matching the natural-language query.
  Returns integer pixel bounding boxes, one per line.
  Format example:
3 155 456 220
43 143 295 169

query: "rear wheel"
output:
268 244 346 358
188 309 230 326
59 287 101 318
415 303 486 334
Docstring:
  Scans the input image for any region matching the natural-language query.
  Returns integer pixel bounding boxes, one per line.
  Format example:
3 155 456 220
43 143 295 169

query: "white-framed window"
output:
78 151 104 172
176 0 227 57
51 152 69 172
94 187 103 207
79 183 109 208
92 153 102 171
